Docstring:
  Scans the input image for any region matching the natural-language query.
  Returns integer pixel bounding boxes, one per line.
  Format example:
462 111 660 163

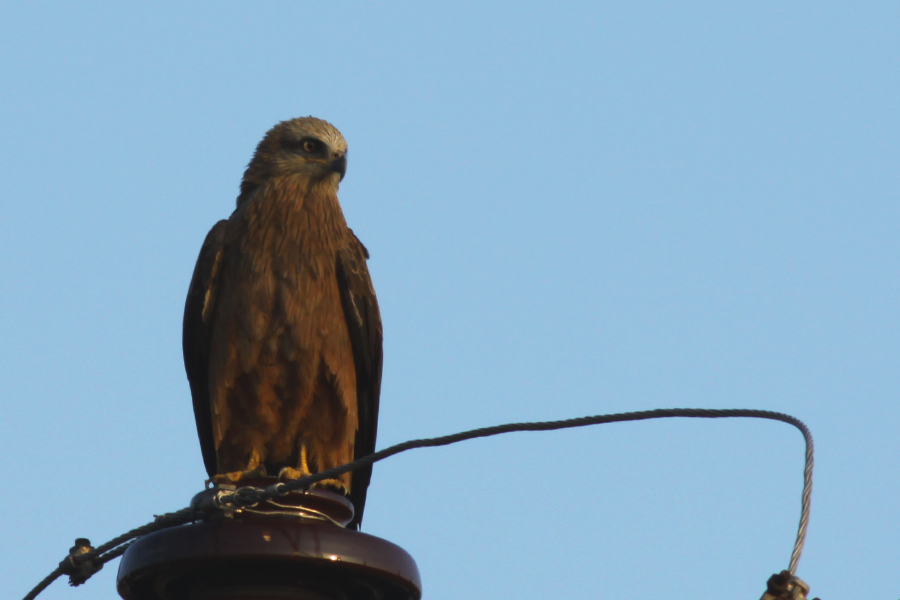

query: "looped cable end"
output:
232 485 264 508
59 538 102 587
759 570 818 600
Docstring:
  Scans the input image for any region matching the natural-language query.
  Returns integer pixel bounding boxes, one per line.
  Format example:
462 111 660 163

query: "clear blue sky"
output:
3 3 898 599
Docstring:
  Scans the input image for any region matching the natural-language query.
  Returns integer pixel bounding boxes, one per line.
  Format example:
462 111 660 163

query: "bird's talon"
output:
278 466 312 481
211 463 267 484
312 478 349 496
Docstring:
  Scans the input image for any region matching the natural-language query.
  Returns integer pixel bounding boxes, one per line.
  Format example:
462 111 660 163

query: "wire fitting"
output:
211 486 241 518
266 481 290 497
58 538 102 587
760 570 817 600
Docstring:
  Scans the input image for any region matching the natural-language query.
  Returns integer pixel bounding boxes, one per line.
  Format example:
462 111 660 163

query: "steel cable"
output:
21 407 814 600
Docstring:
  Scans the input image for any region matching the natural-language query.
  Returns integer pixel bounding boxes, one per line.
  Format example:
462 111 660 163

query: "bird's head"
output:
239 116 349 203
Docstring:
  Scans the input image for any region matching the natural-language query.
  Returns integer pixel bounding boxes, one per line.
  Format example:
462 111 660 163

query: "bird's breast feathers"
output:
207 178 359 451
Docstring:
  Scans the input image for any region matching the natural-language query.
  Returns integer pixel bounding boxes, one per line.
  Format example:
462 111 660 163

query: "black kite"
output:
182 117 382 530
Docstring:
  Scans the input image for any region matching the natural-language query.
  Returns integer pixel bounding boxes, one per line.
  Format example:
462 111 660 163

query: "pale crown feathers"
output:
239 116 348 204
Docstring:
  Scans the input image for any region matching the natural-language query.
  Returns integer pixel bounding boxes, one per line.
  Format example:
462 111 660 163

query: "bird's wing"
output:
336 231 383 530
183 220 228 478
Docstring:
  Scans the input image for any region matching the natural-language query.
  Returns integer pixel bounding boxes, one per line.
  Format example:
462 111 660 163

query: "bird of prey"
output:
182 117 382 530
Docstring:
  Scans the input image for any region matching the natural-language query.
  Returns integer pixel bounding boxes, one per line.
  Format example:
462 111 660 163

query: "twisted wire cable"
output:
21 407 814 600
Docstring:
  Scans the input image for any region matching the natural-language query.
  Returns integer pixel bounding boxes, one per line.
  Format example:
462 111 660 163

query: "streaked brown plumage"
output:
182 117 382 529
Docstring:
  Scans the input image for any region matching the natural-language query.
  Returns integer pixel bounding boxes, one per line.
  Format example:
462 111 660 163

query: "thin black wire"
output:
21 509 195 600
22 569 65 600
21 407 813 600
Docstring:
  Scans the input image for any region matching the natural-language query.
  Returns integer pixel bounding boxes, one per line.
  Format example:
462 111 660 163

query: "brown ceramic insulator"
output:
116 492 420 600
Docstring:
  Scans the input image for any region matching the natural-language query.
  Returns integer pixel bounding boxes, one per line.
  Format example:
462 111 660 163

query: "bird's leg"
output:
278 443 312 480
211 448 267 484
279 444 348 495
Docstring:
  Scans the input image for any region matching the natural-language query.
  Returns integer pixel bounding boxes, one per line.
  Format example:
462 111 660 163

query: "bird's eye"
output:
281 137 326 156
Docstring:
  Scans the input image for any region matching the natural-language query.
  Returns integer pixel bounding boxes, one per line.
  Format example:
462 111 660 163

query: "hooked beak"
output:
330 154 347 181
